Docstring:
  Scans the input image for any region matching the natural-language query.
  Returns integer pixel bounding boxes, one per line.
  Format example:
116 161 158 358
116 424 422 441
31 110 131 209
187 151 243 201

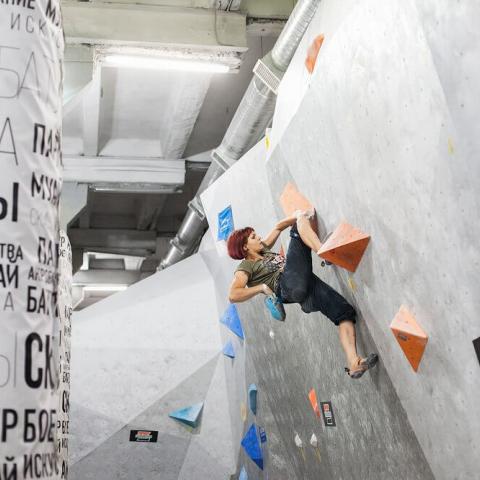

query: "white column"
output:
0 2 64 479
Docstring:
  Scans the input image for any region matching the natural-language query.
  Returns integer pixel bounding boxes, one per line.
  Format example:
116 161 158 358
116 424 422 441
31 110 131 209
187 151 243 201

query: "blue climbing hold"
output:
239 466 248 480
169 402 204 428
220 304 244 339
241 424 263 470
223 341 235 358
259 427 267 444
248 384 258 415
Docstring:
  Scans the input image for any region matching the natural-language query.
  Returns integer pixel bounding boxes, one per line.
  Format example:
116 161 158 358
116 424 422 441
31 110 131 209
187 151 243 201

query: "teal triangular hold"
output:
239 466 248 480
169 402 204 428
248 384 257 415
241 424 263 470
223 341 235 358
220 304 244 339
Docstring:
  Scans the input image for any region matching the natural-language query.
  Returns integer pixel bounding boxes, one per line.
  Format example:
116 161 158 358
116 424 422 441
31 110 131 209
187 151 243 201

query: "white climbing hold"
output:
310 434 318 447
294 433 303 448
269 330 275 339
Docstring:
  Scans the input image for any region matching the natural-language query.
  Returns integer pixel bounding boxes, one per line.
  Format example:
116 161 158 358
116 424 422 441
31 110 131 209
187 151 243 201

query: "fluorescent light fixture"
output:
83 285 129 292
102 54 230 73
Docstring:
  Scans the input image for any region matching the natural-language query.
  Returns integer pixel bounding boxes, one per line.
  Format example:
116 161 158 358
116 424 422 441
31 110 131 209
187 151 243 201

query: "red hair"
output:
227 227 253 260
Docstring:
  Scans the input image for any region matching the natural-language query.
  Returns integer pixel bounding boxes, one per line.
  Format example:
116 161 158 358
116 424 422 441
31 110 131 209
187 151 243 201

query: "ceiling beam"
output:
247 18 287 36
88 213 182 233
87 0 243 10
62 2 248 51
82 68 102 156
63 155 186 188
68 229 157 253
240 0 294 19
73 269 141 286
217 0 242 10
90 0 216 8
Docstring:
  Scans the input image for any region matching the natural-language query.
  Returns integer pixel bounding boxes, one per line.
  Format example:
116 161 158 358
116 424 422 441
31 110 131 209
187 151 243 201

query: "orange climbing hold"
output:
280 182 314 217
390 306 428 372
280 182 318 234
308 388 320 417
317 222 370 272
305 34 325 74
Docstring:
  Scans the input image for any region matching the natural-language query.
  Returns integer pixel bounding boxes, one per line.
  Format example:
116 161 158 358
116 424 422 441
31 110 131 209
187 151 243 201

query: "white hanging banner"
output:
0 2 64 479
55 231 72 480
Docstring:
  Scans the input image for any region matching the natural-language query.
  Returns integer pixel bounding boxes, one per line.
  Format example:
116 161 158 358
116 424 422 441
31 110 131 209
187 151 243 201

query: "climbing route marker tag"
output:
129 430 158 443
320 401 336 427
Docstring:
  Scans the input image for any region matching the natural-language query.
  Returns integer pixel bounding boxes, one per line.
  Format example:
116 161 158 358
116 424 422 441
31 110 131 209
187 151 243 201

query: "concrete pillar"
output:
0 2 64 478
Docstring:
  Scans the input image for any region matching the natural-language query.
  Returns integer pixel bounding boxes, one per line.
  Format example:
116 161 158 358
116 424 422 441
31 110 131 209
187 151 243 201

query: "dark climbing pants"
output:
276 224 356 326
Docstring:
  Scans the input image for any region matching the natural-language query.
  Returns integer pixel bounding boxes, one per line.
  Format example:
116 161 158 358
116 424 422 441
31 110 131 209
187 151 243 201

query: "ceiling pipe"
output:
159 0 321 270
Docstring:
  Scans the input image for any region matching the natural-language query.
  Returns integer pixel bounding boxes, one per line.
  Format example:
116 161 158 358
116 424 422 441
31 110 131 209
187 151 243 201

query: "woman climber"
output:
226 210 378 379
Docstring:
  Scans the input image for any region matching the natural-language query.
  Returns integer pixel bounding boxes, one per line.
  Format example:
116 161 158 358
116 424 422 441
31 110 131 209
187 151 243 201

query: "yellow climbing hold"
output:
448 137 454 155
348 277 357 292
240 402 247 422
265 135 270 150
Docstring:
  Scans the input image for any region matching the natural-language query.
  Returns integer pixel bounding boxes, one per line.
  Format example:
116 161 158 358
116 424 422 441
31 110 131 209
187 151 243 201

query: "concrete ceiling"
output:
61 0 290 307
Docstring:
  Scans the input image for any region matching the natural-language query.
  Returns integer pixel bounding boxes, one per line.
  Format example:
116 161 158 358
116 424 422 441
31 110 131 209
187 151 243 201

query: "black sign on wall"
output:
129 430 158 443
320 401 336 427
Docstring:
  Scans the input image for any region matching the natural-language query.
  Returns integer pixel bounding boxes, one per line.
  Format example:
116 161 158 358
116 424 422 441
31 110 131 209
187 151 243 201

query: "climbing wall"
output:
201 138 433 480
67 0 479 478
271 0 480 478
69 254 237 480
201 0 480 478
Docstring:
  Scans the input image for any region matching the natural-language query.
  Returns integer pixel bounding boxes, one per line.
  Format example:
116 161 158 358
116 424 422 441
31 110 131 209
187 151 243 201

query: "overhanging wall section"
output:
266 0 479 478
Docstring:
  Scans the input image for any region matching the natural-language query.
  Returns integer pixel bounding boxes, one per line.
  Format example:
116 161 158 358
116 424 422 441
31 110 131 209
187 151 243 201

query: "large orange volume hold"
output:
280 182 314 217
279 182 318 234
390 305 428 372
317 222 370 272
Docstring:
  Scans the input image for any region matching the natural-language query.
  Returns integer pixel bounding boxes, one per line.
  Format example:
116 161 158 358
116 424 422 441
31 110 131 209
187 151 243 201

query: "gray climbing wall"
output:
201 0 480 478
68 0 479 478
201 139 434 480
69 254 237 479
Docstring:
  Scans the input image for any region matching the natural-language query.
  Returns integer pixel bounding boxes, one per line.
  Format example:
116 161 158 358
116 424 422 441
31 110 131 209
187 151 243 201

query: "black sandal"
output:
345 353 378 379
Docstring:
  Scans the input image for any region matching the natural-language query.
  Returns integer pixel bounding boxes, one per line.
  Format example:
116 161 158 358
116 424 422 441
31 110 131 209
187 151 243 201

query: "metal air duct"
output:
159 0 321 270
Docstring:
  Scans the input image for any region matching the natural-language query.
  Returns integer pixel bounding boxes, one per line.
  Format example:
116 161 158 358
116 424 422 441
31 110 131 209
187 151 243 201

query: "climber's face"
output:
244 230 263 255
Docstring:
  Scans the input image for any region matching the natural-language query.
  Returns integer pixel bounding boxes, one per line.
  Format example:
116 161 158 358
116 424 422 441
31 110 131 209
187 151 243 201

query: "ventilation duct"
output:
159 0 321 270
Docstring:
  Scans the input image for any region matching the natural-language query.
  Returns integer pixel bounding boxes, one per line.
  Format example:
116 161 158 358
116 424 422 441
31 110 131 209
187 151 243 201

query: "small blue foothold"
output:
259 427 267 444
241 424 263 470
169 403 204 428
223 341 235 358
239 466 248 480
220 304 244 339
248 384 258 415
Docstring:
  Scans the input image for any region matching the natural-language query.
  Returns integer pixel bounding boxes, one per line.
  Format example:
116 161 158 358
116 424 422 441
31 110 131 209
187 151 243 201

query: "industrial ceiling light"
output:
102 54 230 73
